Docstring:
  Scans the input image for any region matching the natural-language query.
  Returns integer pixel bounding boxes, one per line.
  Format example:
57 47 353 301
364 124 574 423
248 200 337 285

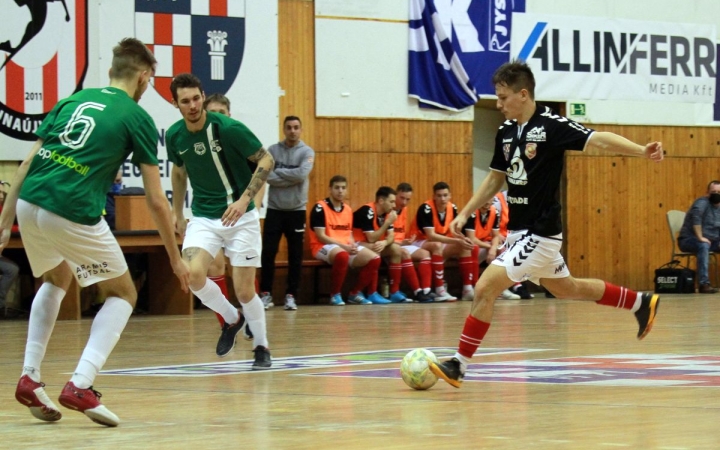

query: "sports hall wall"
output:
277 0 720 291
2 0 720 293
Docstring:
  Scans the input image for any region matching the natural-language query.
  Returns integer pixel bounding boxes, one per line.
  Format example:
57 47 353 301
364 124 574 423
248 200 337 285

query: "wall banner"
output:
0 0 88 142
510 13 717 103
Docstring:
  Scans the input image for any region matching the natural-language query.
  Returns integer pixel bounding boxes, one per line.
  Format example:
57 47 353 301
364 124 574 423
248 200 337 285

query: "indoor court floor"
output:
1 292 719 449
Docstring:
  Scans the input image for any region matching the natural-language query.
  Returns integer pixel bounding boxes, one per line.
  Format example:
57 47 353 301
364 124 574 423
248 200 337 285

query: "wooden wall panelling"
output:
278 0 316 142
274 0 490 303
566 155 720 290
583 125 720 158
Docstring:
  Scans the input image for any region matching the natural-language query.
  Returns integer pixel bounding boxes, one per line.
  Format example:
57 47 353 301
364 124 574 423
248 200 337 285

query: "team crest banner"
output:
134 0 245 104
0 0 88 141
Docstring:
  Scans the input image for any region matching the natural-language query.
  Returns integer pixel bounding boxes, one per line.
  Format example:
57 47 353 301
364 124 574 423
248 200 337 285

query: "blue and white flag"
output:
409 0 525 111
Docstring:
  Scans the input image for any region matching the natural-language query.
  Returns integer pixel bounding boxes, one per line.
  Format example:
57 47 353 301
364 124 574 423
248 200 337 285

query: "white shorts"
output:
16 199 127 287
183 209 261 268
492 230 570 285
402 239 445 256
402 241 423 256
314 244 368 266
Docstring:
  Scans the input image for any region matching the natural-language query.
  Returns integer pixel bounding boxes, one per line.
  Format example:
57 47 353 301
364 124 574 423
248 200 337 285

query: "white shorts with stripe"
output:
16 199 128 287
314 244 369 266
183 208 261 268
491 230 570 285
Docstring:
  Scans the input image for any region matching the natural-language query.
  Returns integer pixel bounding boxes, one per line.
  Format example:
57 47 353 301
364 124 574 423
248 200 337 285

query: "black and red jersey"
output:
490 104 594 236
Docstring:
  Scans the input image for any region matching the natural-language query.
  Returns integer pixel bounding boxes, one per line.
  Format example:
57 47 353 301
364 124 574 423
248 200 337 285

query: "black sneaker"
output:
252 346 272 370
428 357 464 388
216 312 246 357
634 293 659 340
415 291 434 303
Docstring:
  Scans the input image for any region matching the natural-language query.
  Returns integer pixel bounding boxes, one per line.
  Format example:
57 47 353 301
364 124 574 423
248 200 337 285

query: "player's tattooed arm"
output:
244 147 274 201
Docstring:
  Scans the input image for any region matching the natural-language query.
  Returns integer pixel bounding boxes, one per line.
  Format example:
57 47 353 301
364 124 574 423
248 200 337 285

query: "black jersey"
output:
490 104 594 237
353 204 392 233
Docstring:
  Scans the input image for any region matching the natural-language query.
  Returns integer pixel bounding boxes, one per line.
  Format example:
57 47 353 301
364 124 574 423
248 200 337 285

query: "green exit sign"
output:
570 103 586 116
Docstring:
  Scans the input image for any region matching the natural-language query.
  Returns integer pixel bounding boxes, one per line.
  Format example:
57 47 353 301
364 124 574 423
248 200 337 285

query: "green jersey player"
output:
0 38 190 427
167 73 274 368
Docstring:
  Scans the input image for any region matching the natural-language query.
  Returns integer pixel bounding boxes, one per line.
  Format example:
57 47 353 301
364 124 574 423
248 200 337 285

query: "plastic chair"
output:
666 210 718 286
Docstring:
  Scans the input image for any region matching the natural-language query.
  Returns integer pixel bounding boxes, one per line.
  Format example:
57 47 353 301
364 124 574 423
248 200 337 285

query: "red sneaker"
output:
58 382 120 427
15 375 62 422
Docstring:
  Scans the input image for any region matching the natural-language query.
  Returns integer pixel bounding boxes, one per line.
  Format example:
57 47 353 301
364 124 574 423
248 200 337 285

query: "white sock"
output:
422 288 431 295
22 283 65 382
435 286 446 294
454 352 470 373
242 295 268 348
192 279 239 324
70 297 133 389
630 293 642 313
463 284 473 292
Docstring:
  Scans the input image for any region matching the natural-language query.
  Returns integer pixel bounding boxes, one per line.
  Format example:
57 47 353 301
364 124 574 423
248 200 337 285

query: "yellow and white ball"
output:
400 348 439 390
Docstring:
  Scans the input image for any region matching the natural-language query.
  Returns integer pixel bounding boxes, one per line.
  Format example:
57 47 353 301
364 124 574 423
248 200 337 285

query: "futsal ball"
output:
400 348 439 390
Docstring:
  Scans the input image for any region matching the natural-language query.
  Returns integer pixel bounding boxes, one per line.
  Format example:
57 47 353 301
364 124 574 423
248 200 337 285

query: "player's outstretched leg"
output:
635 293 660 340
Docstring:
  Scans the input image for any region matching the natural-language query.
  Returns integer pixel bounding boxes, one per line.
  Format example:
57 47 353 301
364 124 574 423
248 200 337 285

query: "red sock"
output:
331 252 349 295
458 315 491 359
418 259 431 290
353 257 381 294
471 245 479 284
431 254 445 288
596 281 638 310
388 263 402 294
401 259 421 293
459 256 474 286
208 275 227 327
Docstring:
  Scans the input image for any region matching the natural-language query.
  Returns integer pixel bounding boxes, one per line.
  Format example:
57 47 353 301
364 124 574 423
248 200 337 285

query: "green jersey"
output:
166 111 262 219
20 87 159 225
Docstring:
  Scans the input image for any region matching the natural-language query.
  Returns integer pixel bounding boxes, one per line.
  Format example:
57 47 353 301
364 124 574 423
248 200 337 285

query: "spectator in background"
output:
0 183 20 315
260 116 315 311
201 93 265 328
393 183 434 302
678 180 720 294
308 175 383 305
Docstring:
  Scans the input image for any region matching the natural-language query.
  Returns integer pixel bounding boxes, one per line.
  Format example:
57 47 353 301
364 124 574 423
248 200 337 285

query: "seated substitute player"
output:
202 93 264 329
464 200 503 300
492 190 529 299
393 183 434 303
408 182 479 302
168 73 272 368
1 38 190 426
352 186 415 303
308 175 386 305
429 60 662 388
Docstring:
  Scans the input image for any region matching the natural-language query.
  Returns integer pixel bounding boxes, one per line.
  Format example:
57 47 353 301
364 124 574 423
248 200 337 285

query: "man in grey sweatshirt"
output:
260 116 315 310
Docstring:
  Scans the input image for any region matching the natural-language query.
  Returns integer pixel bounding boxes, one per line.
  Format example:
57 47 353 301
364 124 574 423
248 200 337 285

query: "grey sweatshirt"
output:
266 139 315 211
